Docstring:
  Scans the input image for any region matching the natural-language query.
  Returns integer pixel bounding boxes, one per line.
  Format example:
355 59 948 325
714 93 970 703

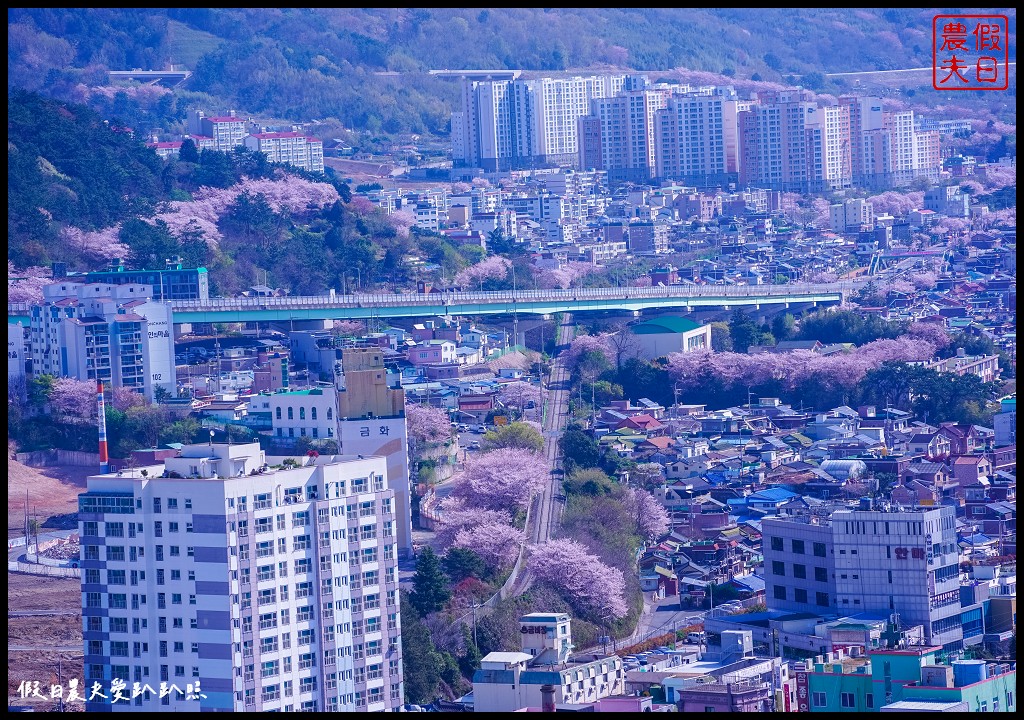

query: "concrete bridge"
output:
8 282 860 326
165 282 856 324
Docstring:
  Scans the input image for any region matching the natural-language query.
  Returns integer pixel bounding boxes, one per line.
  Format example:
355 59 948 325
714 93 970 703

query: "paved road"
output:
9 645 83 653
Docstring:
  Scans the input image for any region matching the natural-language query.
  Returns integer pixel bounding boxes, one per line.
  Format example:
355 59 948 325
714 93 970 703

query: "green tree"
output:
710 321 733 352
458 624 483 678
560 423 602 474
481 422 544 453
771 313 796 342
563 467 616 497
400 594 443 704
178 138 199 163
121 217 180 270
443 547 486 584
728 308 761 353
410 547 451 617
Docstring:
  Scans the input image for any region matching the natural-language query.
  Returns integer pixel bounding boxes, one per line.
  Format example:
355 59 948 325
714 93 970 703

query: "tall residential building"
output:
29 282 174 400
829 198 874 233
840 96 942 189
654 86 742 185
763 505 963 651
584 77 670 183
79 442 403 712
335 348 414 559
452 74 625 171
243 132 325 174
739 89 852 193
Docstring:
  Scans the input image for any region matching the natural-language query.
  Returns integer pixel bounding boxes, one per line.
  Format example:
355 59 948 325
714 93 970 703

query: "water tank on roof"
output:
952 659 987 686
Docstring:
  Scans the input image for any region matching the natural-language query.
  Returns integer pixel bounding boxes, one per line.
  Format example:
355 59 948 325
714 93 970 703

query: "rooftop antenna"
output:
97 380 110 473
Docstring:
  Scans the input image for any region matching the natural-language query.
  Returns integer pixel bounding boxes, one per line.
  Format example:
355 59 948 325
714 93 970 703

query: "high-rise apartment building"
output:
452 74 625 171
654 86 742 185
584 76 670 183
335 348 414 559
839 96 942 189
739 89 852 193
29 282 174 400
187 110 247 152
763 505 963 651
79 442 404 712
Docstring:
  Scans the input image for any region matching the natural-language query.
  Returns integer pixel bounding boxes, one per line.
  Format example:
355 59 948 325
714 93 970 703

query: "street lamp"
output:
209 429 215 448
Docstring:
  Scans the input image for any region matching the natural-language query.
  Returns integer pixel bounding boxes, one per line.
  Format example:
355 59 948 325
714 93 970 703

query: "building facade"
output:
29 282 175 400
79 442 403 712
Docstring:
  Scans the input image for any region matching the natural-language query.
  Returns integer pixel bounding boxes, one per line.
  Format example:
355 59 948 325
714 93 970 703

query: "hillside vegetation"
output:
11 8 1004 140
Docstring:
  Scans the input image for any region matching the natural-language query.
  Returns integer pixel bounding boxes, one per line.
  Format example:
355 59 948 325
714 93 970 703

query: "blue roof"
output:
749 488 799 502
731 574 766 592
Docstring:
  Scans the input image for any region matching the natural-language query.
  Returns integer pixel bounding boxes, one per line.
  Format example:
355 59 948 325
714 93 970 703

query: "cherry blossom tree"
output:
50 377 97 423
61 226 129 262
388 209 416 238
451 523 525 571
496 381 542 411
624 487 671 540
910 271 939 290
867 190 925 217
528 538 629 619
454 256 511 288
561 333 614 371
8 263 52 304
111 386 148 412
906 321 951 351
434 497 514 547
332 319 365 335
405 403 452 445
450 447 548 512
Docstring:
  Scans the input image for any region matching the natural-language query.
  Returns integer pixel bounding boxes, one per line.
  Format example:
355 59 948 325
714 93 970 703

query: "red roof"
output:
146 141 183 149
206 116 243 123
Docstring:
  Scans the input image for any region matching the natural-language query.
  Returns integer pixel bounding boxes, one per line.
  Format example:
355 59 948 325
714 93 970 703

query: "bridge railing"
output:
165 281 859 313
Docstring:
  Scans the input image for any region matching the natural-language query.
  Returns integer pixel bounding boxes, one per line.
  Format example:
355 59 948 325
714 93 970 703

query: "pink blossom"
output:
528 538 629 619
631 275 653 287
496 381 542 409
450 447 548 512
454 256 511 288
60 225 129 262
451 522 525 570
906 321 950 350
624 487 670 540
434 497 513 546
867 191 925 217
50 377 97 423
561 333 614 371
332 319 365 335
7 263 52 304
405 403 452 445
111 386 148 412
388 209 416 238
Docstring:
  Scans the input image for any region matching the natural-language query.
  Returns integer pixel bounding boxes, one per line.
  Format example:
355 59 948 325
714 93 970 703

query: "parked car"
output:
686 632 706 644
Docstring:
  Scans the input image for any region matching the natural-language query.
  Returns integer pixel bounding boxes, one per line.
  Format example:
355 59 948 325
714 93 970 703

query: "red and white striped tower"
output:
97 380 110 474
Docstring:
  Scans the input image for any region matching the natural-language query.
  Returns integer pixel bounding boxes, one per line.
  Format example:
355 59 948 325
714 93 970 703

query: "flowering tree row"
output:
666 335 938 392
453 255 511 288
405 402 452 445
528 538 629 619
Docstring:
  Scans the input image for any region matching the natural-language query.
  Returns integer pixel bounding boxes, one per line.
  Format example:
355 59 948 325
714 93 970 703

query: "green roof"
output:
276 388 324 396
632 316 703 335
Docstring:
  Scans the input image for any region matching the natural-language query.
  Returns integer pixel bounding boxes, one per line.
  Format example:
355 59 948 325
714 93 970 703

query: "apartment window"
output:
773 585 786 601
866 694 873 709
771 536 783 551
813 542 827 557
794 588 808 603
841 692 855 708
791 539 805 554
793 564 807 579
812 692 827 707
816 592 829 607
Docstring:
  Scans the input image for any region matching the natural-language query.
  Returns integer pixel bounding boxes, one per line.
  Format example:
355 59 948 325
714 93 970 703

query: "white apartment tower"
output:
29 282 174 400
586 77 670 183
79 442 404 712
452 74 625 171
655 86 741 184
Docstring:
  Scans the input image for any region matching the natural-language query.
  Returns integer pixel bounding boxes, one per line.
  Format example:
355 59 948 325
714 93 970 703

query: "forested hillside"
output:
9 8 987 140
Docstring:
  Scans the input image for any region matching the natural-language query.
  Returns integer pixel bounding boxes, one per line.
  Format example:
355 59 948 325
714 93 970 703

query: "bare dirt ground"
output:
8 461 90 537
7 574 83 711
